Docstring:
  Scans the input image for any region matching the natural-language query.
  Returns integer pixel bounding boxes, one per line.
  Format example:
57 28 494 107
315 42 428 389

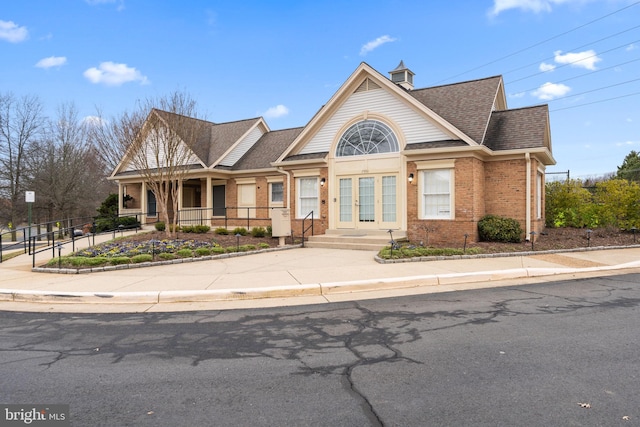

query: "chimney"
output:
389 60 414 90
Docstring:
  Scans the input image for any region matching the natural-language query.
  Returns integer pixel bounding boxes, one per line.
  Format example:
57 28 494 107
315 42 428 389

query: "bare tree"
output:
0 93 45 236
27 103 110 225
92 92 206 238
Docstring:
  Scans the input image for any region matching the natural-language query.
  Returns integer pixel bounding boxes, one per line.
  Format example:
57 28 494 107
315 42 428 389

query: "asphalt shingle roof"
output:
232 127 304 170
409 76 502 144
484 105 549 151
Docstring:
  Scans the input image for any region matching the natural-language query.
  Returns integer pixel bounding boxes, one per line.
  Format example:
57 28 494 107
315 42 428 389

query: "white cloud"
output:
539 62 556 72
83 62 149 86
263 104 289 119
627 43 637 52
35 56 67 69
82 116 107 127
0 20 28 43
532 82 571 100
359 35 397 56
489 0 592 16
554 49 601 70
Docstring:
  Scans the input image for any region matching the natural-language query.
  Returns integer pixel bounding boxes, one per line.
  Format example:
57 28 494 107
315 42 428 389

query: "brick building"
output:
110 61 555 246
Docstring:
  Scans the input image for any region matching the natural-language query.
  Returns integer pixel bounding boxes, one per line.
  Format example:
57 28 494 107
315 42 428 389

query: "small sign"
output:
25 191 35 203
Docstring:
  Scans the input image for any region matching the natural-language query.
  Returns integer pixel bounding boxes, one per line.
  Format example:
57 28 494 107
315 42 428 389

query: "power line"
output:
550 90 640 112
434 0 640 84
507 38 640 84
545 77 640 102
514 57 640 94
503 23 640 79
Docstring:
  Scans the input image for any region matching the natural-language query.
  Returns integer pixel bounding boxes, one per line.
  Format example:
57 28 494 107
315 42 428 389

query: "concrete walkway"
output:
1 231 640 313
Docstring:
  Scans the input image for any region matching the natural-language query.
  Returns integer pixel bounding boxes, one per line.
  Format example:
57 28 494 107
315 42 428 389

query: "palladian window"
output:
336 120 399 157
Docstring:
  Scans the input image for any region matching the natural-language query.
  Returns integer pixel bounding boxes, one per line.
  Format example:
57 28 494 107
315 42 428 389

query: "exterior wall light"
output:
320 178 326 187
408 173 414 183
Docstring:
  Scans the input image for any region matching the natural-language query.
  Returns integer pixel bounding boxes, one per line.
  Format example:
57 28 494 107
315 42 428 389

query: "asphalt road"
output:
1 273 639 426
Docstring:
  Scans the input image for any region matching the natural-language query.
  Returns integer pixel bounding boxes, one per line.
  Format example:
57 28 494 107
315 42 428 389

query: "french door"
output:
336 174 398 230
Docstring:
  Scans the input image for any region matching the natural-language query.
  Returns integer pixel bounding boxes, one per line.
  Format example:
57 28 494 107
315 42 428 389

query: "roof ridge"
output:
412 75 503 92
492 104 549 113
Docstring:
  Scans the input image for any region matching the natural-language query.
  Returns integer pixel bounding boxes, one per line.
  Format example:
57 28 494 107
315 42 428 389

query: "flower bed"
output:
45 237 270 269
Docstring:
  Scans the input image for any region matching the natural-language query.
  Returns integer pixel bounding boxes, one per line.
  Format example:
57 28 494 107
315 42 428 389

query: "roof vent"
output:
389 60 414 90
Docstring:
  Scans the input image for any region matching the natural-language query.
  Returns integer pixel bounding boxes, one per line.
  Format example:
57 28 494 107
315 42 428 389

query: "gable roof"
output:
408 76 504 144
153 109 214 166
150 109 264 167
484 105 552 152
228 127 304 170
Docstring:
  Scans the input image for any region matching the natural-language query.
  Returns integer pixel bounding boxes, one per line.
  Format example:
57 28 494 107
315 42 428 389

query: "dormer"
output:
389 60 415 90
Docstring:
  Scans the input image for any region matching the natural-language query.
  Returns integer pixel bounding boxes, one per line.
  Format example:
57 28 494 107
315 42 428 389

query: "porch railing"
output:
178 206 281 230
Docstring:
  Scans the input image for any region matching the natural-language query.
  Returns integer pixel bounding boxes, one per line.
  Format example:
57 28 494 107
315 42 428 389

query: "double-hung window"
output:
271 182 284 204
421 169 453 219
297 177 318 219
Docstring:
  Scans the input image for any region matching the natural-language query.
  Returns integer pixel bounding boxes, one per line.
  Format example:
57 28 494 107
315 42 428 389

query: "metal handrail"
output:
301 211 314 248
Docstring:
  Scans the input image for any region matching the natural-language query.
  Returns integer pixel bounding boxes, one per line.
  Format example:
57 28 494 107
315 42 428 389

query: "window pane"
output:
298 178 318 218
271 182 283 203
339 178 352 222
336 120 399 157
382 176 396 222
359 177 375 222
422 169 452 219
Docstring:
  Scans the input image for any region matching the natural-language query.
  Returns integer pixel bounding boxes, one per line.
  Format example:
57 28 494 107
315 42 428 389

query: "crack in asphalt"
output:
1 275 639 425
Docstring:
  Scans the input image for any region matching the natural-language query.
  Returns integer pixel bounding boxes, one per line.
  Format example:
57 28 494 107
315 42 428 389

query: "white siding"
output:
299 88 452 155
219 126 264 167
124 132 199 171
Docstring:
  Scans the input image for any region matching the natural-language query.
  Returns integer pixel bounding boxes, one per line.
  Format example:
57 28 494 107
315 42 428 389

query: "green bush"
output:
210 247 225 255
193 225 210 233
155 222 166 231
258 243 270 249
194 247 211 256
176 248 193 257
593 179 640 230
214 227 229 235
545 179 594 228
378 245 482 259
158 253 176 260
131 254 153 263
478 215 523 243
266 225 273 236
110 256 132 265
180 225 209 233
232 227 248 236
251 227 266 237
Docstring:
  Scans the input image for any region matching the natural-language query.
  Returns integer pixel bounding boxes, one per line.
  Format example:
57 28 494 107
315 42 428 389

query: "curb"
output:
3 260 640 305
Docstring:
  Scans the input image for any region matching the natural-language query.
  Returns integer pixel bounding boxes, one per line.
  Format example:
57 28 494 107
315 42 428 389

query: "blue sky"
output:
1 0 639 179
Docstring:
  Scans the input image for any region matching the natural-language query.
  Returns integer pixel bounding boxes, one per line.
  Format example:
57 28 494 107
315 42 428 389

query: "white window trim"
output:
536 172 543 219
419 168 454 220
296 177 319 219
270 182 284 205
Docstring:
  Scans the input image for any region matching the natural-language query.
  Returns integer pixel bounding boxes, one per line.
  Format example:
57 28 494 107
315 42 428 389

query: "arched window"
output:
336 120 399 157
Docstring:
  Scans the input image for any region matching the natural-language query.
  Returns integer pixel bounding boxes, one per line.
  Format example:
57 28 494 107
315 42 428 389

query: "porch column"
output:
118 183 124 211
141 182 147 225
206 176 213 214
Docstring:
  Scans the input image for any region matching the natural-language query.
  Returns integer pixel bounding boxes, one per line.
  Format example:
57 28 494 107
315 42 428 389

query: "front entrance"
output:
336 174 398 230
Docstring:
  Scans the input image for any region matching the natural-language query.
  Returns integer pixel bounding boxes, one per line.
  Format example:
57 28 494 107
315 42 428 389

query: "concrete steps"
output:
305 230 407 251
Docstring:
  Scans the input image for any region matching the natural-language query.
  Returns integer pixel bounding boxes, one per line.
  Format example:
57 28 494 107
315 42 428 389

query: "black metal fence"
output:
1 206 314 264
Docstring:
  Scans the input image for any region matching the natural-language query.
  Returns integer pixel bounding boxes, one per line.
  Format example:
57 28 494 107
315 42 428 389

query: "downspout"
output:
276 166 292 245
276 167 291 210
525 152 532 241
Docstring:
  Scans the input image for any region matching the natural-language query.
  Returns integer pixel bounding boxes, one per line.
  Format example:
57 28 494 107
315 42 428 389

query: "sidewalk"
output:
1 231 640 313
